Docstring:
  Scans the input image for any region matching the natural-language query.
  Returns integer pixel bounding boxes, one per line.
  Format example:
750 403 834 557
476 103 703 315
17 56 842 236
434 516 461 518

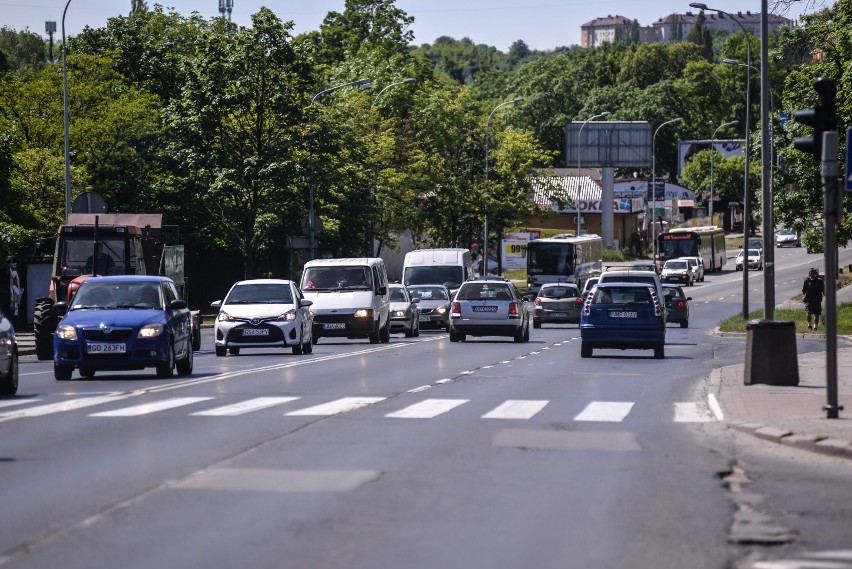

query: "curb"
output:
727 421 852 460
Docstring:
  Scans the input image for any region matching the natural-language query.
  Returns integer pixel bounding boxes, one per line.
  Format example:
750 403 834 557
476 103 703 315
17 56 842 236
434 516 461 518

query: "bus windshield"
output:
527 242 574 277
658 236 699 259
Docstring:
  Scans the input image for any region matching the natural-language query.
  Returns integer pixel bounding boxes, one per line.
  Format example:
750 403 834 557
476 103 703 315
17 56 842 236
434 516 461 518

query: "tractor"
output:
33 213 201 360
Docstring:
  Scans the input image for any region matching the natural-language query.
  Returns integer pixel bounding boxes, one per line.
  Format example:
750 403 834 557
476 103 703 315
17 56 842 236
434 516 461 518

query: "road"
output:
2 244 851 569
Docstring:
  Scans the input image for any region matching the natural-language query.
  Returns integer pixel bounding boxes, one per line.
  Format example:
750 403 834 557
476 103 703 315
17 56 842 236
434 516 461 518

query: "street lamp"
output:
484 97 523 275
710 120 738 221
308 78 371 261
651 117 683 266
372 77 416 108
61 0 72 224
577 111 610 237
691 2 752 320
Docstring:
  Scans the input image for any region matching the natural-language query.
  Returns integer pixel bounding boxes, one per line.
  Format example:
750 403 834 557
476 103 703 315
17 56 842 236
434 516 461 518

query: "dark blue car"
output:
53 276 193 380
579 282 666 359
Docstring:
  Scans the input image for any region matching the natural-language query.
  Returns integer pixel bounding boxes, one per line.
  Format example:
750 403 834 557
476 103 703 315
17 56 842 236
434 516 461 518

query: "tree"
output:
686 11 713 61
0 27 47 71
130 0 148 13
618 42 704 89
163 9 314 279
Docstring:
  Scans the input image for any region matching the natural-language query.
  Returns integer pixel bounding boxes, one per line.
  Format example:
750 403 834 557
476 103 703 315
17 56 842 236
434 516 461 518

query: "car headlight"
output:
436 305 448 314
354 309 373 318
56 324 77 341
277 310 297 321
217 311 234 322
138 323 164 339
394 310 406 317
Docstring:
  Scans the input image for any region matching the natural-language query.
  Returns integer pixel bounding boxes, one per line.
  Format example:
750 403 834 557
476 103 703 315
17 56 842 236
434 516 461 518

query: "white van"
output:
402 248 474 295
301 258 391 344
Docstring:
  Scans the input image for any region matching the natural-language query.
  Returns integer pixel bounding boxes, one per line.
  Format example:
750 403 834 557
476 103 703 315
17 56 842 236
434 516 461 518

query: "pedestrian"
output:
802 267 825 330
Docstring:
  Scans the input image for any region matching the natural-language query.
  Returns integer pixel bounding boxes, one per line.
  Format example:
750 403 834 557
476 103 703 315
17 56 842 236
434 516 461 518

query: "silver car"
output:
408 284 451 331
533 283 582 327
449 277 530 343
775 229 801 248
0 307 18 395
389 284 420 337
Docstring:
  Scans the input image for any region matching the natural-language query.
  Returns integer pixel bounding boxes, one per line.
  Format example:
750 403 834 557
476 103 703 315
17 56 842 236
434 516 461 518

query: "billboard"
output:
565 121 652 168
678 139 744 175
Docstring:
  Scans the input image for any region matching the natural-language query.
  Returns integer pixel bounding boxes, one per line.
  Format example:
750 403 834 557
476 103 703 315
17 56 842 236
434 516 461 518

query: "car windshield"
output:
665 261 688 270
686 259 699 266
538 286 578 299
226 283 293 305
591 287 652 305
302 266 373 291
409 286 449 301
457 283 512 301
389 287 408 302
748 249 760 256
72 282 162 310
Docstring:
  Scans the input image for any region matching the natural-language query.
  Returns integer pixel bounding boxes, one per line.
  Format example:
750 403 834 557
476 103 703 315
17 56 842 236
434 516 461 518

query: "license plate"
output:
323 323 345 330
242 328 269 336
550 312 568 318
472 306 498 312
87 342 126 354
609 311 638 319
418 315 432 321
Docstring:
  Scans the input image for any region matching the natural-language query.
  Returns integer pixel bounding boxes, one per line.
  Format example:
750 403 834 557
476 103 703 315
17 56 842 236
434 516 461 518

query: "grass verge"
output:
718 302 852 335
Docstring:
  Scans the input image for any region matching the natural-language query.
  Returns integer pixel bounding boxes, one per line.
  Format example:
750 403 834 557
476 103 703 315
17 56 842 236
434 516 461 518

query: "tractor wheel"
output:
34 298 58 361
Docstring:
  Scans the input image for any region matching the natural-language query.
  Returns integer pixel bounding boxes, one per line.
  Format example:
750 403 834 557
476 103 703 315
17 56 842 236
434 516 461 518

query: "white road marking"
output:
190 397 299 416
407 385 432 393
385 398 469 419
435 378 453 384
0 393 136 421
285 397 386 416
0 398 40 408
482 400 548 420
90 397 213 417
673 402 716 423
708 393 725 421
573 401 635 422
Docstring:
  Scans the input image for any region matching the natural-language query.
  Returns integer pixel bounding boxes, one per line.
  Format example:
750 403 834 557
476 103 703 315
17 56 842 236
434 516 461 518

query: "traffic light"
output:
793 77 837 160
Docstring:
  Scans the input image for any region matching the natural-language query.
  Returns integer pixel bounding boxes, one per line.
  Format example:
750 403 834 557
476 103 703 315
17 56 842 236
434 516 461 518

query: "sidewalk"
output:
709 282 852 460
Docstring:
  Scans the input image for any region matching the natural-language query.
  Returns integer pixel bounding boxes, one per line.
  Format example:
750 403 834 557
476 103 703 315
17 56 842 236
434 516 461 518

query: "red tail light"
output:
508 302 519 315
575 298 583 304
451 301 461 316
676 300 686 308
534 298 542 306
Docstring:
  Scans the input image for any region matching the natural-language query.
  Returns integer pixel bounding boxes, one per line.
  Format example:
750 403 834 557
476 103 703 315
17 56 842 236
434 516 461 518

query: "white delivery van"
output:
402 248 474 295
301 258 391 344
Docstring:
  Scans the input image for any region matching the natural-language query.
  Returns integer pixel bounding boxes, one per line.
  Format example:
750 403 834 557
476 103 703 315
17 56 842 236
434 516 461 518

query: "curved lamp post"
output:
308 78 371 261
372 77 416 108
710 119 739 221
651 117 683 266
576 111 610 237
61 0 72 223
691 2 752 319
483 97 522 275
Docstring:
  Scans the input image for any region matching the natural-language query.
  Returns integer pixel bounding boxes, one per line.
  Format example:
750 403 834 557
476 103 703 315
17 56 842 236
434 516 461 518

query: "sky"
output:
0 0 828 52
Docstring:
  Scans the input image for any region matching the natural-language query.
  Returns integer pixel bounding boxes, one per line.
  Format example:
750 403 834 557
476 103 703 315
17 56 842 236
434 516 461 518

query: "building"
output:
580 15 637 48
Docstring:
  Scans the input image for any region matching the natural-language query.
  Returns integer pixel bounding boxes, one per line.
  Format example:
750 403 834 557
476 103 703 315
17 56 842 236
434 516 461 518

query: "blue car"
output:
579 282 666 359
52 276 194 380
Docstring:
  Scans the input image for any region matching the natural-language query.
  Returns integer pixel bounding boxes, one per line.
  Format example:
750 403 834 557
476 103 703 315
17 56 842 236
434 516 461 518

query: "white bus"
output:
525 234 604 293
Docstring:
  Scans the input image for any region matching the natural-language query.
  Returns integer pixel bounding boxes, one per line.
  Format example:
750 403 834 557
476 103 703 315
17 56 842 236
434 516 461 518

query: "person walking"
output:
802 267 825 330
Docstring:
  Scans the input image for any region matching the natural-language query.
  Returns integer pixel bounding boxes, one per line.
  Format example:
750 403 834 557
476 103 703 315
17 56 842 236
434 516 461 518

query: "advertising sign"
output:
502 232 531 271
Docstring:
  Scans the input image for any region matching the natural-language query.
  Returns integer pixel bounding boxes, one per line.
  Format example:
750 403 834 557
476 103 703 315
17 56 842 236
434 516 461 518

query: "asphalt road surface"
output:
2 245 851 569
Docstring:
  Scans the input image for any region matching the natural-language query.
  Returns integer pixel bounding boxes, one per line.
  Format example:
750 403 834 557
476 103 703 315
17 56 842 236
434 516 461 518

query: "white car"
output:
775 229 801 248
735 249 763 271
211 279 313 356
660 259 695 286
682 256 705 283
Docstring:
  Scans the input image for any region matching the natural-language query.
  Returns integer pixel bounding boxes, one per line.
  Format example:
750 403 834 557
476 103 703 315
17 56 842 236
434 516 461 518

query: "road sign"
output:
846 128 852 191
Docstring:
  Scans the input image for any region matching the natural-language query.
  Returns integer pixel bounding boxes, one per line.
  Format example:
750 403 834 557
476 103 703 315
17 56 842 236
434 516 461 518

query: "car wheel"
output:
303 331 313 354
79 366 96 379
680 320 688 329
580 342 592 358
413 319 420 337
380 321 391 343
369 325 380 344
533 320 541 329
0 352 18 395
312 334 320 345
523 323 530 342
192 327 201 351
654 344 665 359
215 345 226 357
404 320 415 338
449 328 464 342
176 344 194 375
292 335 304 355
228 347 240 356
54 363 73 381
156 344 175 378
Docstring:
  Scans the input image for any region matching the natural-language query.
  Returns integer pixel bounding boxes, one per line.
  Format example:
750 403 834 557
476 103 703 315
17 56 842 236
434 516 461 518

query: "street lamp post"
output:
651 117 683 267
576 111 610 237
483 97 522 275
710 120 739 221
691 2 752 319
372 77 416 108
61 0 72 224
309 78 371 261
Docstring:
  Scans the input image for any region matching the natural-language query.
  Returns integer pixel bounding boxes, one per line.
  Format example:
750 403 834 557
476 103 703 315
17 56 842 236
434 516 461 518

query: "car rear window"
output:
539 286 578 299
592 287 652 305
457 283 512 301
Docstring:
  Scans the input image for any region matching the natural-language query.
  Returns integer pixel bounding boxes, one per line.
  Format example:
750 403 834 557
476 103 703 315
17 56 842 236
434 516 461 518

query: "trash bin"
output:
744 320 799 386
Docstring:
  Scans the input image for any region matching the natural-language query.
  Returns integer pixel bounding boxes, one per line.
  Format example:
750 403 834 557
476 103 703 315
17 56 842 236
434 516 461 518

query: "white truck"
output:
402 248 474 296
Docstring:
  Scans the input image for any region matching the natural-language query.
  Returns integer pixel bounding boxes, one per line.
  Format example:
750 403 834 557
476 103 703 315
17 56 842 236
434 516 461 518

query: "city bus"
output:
657 226 726 272
526 234 604 293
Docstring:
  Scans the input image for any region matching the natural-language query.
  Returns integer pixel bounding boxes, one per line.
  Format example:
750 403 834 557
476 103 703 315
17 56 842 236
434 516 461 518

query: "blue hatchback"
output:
579 282 666 358
53 276 194 380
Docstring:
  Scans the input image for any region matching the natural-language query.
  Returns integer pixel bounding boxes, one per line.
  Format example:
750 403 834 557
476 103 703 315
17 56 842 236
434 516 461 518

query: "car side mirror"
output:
299 299 313 308
169 299 187 310
210 300 222 309
378 286 387 295
52 301 69 316
686 297 692 301
522 295 533 302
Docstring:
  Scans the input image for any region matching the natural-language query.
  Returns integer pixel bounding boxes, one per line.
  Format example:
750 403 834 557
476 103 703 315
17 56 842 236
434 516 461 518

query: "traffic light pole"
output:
822 131 843 419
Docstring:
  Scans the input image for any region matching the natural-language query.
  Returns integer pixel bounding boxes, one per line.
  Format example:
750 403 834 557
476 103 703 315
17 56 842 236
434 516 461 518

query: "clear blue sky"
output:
0 0 827 52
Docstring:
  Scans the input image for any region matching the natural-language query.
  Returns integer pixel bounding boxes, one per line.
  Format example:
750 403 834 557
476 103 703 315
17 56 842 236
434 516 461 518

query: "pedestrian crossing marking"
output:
90 397 214 417
0 398 41 409
574 401 635 422
285 397 386 416
674 402 715 423
482 400 548 420
753 550 852 569
385 398 469 419
191 397 300 416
